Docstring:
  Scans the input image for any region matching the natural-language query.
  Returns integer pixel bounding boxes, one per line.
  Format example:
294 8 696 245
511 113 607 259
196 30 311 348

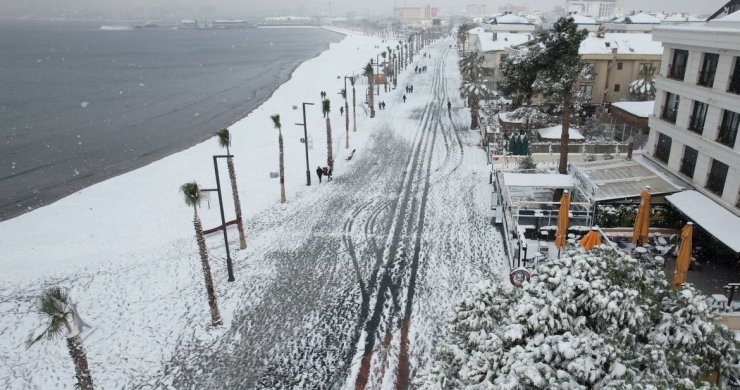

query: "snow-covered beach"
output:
1 30 507 388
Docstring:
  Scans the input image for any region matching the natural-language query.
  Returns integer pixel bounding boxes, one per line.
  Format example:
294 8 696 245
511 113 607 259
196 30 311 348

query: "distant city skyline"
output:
0 0 729 19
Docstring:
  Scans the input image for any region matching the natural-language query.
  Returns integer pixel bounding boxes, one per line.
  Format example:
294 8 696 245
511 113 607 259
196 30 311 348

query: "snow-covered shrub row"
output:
415 248 740 389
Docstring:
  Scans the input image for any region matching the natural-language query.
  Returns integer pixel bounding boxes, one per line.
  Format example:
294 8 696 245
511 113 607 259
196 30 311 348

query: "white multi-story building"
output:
566 0 624 19
646 11 740 216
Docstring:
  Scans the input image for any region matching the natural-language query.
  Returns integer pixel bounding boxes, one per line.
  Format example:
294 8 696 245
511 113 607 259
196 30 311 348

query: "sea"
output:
0 20 343 221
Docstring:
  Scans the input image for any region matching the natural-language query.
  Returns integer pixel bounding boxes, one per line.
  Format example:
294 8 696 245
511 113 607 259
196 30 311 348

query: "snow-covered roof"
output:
536 125 585 140
611 101 654 118
569 14 598 25
663 13 703 22
498 112 525 123
666 190 740 253
503 172 575 188
476 32 532 52
488 14 530 24
718 10 740 22
624 13 662 24
573 159 681 202
579 33 663 55
467 26 485 34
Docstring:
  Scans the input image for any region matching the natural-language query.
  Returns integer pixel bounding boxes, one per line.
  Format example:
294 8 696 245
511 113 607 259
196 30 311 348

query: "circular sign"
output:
509 268 531 288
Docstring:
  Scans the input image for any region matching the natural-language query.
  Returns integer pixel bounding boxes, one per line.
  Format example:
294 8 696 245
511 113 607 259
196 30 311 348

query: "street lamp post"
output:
345 76 356 132
295 102 315 186
202 154 236 282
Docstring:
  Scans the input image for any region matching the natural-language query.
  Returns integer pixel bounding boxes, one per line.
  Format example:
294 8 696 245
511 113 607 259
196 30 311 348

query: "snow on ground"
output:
0 32 509 389
0 30 387 389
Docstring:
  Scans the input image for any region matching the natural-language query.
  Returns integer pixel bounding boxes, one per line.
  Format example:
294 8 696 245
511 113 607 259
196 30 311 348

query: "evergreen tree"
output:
415 248 740 388
499 17 588 174
629 64 656 101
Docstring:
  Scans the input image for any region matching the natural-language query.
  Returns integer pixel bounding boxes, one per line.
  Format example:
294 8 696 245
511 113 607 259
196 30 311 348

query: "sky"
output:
0 0 728 19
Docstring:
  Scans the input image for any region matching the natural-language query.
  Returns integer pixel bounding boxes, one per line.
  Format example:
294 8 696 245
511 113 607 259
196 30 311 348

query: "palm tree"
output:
363 62 375 118
381 52 388 92
350 76 357 132
27 287 94 390
322 99 335 170
215 128 247 250
459 52 488 130
270 114 287 203
180 182 224 326
341 89 349 148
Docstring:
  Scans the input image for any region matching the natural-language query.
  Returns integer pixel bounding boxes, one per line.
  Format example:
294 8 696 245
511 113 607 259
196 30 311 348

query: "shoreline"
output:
0 27 346 222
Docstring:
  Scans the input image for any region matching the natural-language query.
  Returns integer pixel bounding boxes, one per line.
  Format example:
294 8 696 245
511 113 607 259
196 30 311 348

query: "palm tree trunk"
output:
326 118 334 170
352 86 357 132
345 99 350 149
559 101 571 174
194 209 223 326
470 95 480 130
67 335 94 390
226 157 247 249
367 78 375 118
278 130 287 203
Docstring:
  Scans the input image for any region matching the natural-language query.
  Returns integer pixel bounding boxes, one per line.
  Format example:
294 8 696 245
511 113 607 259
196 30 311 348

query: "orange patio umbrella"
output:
555 190 571 254
580 226 603 251
632 186 651 245
673 222 693 289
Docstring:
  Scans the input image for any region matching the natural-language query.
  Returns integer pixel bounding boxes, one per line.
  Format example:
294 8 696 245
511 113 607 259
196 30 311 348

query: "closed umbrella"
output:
555 190 571 255
631 186 651 245
580 226 603 251
672 222 693 289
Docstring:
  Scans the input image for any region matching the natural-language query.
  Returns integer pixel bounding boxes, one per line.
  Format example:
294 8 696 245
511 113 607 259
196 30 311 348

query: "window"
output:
639 63 654 75
614 84 620 92
579 84 593 99
679 146 698 178
717 109 739 148
668 49 688 80
706 159 729 196
499 54 508 70
654 133 672 163
583 63 595 80
689 101 708 134
617 62 623 70
729 57 740 94
661 92 679 123
697 53 719 87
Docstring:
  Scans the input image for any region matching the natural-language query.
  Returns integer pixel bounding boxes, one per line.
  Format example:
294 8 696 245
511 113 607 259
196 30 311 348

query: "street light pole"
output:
295 102 315 186
202 154 235 282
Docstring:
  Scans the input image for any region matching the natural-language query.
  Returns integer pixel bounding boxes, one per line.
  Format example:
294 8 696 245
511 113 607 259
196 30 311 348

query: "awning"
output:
502 173 575 188
666 190 740 253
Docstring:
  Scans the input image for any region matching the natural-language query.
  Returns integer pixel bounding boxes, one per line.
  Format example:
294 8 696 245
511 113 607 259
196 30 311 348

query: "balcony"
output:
728 75 740 94
688 116 704 134
667 64 685 81
716 125 738 148
697 70 715 88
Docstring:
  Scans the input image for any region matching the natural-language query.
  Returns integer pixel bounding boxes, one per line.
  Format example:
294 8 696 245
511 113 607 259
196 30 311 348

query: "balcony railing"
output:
688 115 705 134
661 107 678 124
667 64 686 80
697 70 715 88
728 74 740 94
716 125 738 147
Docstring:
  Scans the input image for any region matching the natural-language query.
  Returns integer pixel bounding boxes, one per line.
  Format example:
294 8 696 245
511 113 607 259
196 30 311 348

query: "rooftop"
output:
624 12 663 24
611 100 654 118
666 190 740 253
579 33 663 55
488 13 530 24
572 158 681 202
475 32 533 52
569 14 598 25
536 125 585 140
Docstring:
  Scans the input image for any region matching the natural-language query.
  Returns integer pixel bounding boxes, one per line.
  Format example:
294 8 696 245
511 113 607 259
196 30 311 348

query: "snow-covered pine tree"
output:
499 17 588 174
415 247 740 389
628 65 656 101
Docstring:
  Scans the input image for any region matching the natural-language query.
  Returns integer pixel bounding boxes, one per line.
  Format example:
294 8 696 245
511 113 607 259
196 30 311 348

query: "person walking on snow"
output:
340 106 344 116
316 166 323 183
447 100 451 115
403 94 406 103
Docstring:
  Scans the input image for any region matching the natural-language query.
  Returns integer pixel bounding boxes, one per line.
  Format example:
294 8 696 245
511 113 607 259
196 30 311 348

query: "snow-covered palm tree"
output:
180 182 223 326
341 88 349 148
322 99 334 170
350 76 357 132
215 128 246 250
270 114 286 203
363 62 375 118
459 52 488 130
27 287 94 390
381 52 388 92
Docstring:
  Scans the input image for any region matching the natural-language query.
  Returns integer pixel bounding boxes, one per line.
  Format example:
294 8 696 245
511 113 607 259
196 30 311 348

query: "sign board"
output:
509 267 531 288
373 74 387 84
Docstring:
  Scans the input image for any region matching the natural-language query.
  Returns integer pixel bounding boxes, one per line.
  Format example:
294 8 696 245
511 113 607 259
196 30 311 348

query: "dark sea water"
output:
0 20 342 221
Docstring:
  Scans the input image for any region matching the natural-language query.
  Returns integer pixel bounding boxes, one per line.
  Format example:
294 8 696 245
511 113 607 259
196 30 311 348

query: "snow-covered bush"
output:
415 248 740 389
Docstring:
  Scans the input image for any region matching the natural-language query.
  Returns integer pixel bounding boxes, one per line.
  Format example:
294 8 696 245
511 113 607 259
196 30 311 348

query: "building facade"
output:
646 13 740 215
566 0 624 19
397 5 439 24
465 4 487 17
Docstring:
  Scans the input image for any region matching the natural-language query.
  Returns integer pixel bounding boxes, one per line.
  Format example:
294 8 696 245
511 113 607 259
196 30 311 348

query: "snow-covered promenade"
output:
0 33 507 388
